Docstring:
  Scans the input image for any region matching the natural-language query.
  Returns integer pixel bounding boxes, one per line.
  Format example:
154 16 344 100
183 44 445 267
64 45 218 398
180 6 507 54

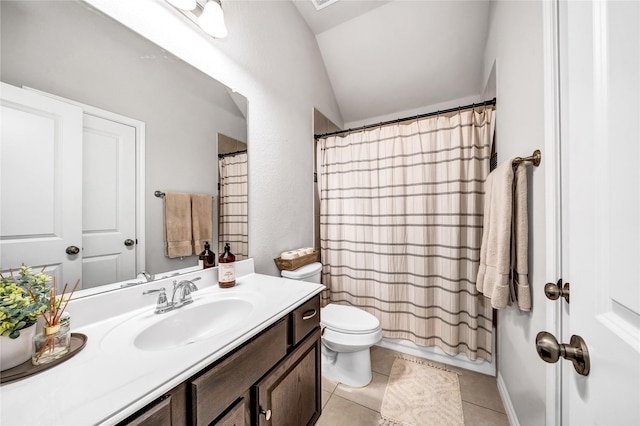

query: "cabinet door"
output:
255 328 322 426
191 319 288 426
214 397 247 426
117 383 187 426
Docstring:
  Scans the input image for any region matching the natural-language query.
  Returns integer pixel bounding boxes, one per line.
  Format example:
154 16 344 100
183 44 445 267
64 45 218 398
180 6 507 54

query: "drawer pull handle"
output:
302 309 317 320
260 407 272 421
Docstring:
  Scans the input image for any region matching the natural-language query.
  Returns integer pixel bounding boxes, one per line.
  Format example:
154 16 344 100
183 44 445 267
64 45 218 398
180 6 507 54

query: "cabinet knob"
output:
259 407 272 421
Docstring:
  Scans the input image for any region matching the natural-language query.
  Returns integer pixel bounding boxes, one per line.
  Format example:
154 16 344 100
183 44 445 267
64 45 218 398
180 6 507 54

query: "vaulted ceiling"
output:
292 0 492 125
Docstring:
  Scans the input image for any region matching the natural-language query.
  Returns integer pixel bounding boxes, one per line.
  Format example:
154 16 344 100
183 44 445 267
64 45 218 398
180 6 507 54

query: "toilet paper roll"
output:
281 250 299 260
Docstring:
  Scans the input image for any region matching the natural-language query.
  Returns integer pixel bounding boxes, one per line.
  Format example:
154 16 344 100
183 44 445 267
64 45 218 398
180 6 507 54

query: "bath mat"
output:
379 357 465 426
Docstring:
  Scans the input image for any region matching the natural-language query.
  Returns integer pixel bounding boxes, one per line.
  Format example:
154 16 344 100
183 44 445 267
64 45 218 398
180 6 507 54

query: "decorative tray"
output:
274 250 319 271
0 333 88 384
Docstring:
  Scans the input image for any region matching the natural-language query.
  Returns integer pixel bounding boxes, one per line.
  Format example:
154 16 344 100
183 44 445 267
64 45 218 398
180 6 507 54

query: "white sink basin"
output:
134 297 255 351
101 290 263 353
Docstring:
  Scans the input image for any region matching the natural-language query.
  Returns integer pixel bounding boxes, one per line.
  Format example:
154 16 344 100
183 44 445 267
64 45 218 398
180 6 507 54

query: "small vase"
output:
0 324 37 371
32 324 71 366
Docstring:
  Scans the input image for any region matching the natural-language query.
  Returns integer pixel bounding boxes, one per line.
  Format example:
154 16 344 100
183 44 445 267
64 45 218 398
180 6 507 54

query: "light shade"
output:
198 0 228 39
166 0 196 10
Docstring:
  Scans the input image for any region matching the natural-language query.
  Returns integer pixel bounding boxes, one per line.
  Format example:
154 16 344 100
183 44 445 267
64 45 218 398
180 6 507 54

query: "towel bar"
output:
513 149 541 167
154 191 215 199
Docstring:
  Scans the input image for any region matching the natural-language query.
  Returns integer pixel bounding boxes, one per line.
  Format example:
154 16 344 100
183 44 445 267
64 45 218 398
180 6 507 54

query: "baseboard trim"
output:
377 337 496 376
497 372 519 426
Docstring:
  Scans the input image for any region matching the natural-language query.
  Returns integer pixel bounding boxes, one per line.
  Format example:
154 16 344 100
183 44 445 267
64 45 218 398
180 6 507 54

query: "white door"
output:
560 0 640 424
0 82 83 287
82 114 137 288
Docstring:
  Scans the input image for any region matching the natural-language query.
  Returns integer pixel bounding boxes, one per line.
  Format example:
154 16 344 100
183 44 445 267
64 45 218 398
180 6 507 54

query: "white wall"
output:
81 0 343 276
482 1 548 424
0 1 247 277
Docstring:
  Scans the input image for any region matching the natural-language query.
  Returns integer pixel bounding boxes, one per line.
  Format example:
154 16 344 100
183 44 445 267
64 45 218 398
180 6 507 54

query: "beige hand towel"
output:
164 192 193 258
476 160 514 309
513 162 531 311
191 193 213 254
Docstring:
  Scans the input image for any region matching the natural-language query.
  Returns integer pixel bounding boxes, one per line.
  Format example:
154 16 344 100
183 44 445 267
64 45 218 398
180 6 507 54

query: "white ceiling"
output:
292 0 492 125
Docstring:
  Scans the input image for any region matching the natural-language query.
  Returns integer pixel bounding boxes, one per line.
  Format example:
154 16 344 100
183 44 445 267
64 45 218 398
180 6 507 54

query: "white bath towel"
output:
476 160 513 309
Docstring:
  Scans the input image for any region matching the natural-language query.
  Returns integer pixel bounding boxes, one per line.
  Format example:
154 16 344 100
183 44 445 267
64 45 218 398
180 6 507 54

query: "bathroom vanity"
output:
0 260 324 425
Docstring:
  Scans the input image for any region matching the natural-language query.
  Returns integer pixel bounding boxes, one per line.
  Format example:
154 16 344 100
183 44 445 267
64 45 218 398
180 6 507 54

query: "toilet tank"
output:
280 262 322 283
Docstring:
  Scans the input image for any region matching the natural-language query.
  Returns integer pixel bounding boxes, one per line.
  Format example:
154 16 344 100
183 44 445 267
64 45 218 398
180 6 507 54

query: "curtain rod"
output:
314 97 497 139
218 149 247 159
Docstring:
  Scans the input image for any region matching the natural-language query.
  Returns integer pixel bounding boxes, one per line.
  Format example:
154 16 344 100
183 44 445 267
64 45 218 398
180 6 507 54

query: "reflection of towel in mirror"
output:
191 193 213 255
164 192 193 258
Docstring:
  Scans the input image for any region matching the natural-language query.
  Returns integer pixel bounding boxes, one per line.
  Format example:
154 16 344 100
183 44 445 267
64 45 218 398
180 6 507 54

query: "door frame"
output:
542 0 563 425
24 86 147 276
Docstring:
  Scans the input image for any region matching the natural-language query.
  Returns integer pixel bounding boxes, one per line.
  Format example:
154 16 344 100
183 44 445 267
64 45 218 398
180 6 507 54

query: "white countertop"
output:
0 260 324 425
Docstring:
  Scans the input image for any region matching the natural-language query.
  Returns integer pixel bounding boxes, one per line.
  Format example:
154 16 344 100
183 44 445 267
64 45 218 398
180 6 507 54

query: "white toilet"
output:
281 262 382 387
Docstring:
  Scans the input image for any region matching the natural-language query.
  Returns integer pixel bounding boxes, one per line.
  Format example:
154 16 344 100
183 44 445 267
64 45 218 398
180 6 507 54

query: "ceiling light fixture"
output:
165 0 228 39
166 0 197 10
198 0 228 39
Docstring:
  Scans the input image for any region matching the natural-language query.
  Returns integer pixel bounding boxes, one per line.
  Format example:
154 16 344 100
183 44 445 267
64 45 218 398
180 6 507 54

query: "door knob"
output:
65 245 80 255
124 239 135 247
536 331 590 376
544 279 570 303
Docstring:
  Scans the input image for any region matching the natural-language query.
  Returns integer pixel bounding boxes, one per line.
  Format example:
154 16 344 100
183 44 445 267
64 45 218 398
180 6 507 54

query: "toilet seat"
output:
321 304 381 334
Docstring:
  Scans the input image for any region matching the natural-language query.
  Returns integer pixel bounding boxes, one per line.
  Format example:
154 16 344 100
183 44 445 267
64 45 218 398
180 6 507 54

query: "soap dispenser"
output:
199 241 215 269
218 243 236 288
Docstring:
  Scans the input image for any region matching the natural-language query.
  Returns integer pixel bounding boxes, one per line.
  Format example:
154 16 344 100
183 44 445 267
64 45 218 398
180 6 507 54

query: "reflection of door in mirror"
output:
1 83 83 288
0 83 142 290
218 134 248 260
82 114 139 289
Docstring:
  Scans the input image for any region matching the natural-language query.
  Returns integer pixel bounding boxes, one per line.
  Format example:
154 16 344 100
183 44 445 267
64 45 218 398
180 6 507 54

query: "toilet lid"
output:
321 304 381 334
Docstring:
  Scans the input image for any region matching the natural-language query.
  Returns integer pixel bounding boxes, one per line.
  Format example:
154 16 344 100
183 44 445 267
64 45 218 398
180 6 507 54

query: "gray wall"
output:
482 1 547 424
1 1 247 275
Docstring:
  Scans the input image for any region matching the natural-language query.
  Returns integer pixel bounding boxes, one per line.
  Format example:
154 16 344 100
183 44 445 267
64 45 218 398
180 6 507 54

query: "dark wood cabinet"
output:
119 295 321 426
255 328 322 426
119 382 188 426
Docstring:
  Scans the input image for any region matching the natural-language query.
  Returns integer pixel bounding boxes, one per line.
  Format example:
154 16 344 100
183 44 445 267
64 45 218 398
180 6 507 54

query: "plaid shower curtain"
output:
317 107 495 361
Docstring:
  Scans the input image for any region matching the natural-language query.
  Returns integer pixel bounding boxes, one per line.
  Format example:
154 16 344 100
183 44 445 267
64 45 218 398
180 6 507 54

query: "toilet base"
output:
321 346 373 388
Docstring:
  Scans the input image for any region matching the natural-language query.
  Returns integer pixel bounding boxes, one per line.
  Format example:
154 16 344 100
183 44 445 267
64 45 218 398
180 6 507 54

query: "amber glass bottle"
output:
218 243 236 288
199 241 215 269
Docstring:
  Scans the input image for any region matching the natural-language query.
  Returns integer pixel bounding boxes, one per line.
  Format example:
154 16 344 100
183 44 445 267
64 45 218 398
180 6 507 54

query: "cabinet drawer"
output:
191 318 288 426
214 397 247 426
120 395 172 426
291 296 320 346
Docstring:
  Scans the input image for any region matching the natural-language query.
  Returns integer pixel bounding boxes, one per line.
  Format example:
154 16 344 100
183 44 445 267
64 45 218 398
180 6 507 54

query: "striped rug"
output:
380 357 464 426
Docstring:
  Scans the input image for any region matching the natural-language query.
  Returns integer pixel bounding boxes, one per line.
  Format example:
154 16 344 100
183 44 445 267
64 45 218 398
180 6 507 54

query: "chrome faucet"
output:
143 278 199 314
171 279 199 308
137 271 153 282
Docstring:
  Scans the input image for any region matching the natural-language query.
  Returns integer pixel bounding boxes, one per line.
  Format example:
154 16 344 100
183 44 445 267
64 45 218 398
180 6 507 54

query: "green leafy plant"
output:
0 265 51 339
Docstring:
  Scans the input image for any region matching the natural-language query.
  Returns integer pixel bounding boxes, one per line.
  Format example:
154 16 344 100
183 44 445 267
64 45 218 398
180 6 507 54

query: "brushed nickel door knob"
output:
544 279 570 303
124 238 135 247
536 331 590 376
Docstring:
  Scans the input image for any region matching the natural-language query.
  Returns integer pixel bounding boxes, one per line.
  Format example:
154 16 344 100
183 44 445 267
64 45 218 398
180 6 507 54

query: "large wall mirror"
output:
0 0 248 294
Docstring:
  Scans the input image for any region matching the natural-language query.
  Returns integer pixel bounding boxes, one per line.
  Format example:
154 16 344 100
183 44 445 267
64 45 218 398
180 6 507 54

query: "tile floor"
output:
316 346 510 426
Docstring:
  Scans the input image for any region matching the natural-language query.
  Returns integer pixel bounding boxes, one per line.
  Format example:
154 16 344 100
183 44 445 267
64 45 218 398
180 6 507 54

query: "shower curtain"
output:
218 152 248 259
317 107 495 361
